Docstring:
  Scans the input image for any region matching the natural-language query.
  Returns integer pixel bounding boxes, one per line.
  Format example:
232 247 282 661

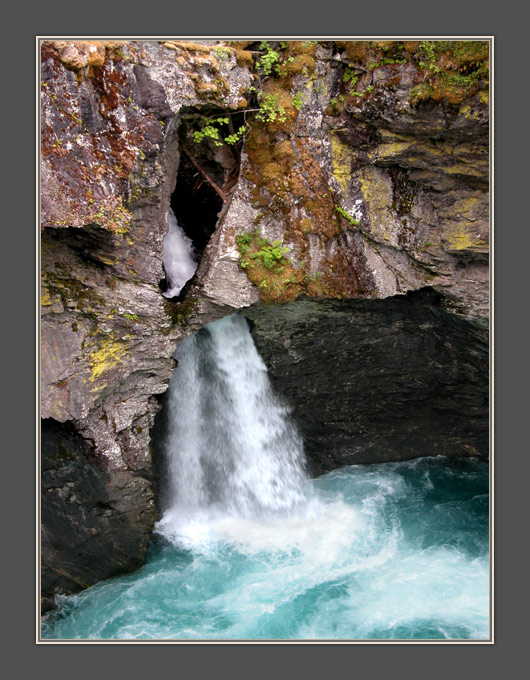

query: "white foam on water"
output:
42 458 489 640
297 543 489 640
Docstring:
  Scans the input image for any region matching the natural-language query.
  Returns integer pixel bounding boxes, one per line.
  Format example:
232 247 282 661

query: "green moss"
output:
335 204 359 227
42 271 106 311
325 95 345 117
164 298 199 326
236 231 305 304
410 82 434 104
284 54 315 77
411 40 489 105
333 40 488 107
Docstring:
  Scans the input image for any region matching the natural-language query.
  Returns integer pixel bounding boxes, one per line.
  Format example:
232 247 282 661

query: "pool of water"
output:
41 456 489 641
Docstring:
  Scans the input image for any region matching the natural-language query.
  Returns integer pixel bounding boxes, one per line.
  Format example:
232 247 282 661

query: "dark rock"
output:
41 419 156 612
242 290 488 474
133 65 173 118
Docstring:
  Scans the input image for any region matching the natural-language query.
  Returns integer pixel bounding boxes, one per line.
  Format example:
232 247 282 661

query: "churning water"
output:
41 316 490 641
161 208 198 298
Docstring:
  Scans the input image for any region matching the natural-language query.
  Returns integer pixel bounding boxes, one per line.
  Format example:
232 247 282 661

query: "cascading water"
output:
161 208 198 298
41 316 490 641
156 314 313 547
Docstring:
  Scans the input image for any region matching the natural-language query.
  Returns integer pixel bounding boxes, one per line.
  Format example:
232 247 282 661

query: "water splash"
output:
161 208 198 298
41 458 490 640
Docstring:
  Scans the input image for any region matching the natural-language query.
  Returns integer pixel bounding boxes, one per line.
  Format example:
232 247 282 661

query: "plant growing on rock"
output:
335 204 360 227
186 41 307 155
192 115 248 147
236 231 304 303
411 40 489 104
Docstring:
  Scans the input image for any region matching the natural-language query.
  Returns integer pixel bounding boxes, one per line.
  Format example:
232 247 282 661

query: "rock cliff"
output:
40 39 489 608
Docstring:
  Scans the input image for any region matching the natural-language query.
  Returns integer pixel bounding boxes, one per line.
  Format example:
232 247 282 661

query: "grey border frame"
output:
36 34 494 646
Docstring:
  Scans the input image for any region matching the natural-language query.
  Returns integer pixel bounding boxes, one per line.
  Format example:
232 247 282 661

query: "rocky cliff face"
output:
242 291 488 475
40 39 489 608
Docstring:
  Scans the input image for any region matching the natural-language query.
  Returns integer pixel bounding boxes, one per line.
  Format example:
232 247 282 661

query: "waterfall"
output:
161 208 198 298
43 319 490 639
156 315 310 544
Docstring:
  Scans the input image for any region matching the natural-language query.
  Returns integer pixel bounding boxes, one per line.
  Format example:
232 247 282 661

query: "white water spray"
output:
156 315 311 544
161 208 198 298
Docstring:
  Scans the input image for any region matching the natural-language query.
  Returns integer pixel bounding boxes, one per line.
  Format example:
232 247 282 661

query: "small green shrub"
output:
237 232 290 271
256 41 280 76
255 93 287 124
292 92 304 110
192 117 229 147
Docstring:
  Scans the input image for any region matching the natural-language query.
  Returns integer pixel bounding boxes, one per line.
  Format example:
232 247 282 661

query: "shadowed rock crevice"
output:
149 388 171 514
160 109 244 299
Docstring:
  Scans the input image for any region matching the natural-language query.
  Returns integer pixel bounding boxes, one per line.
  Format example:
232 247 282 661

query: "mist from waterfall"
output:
161 208 198 298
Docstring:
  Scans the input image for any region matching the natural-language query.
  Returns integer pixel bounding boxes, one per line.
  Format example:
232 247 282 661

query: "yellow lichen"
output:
376 140 415 160
96 254 118 266
88 338 127 382
445 163 484 177
458 103 481 120
379 129 409 141
358 167 396 243
449 197 480 216
445 224 489 252
330 132 353 195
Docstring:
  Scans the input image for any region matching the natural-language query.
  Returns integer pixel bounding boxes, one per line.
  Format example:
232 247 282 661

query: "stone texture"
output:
40 39 254 608
194 41 488 317
41 419 156 613
242 292 488 475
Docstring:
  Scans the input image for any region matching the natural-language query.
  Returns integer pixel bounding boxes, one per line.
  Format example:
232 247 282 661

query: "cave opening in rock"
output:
159 108 244 299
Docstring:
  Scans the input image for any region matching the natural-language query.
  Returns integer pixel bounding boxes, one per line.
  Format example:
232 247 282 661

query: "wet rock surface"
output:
243 291 488 474
41 419 156 613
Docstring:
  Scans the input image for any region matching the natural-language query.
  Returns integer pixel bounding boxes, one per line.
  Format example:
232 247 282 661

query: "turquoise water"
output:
41 456 489 641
